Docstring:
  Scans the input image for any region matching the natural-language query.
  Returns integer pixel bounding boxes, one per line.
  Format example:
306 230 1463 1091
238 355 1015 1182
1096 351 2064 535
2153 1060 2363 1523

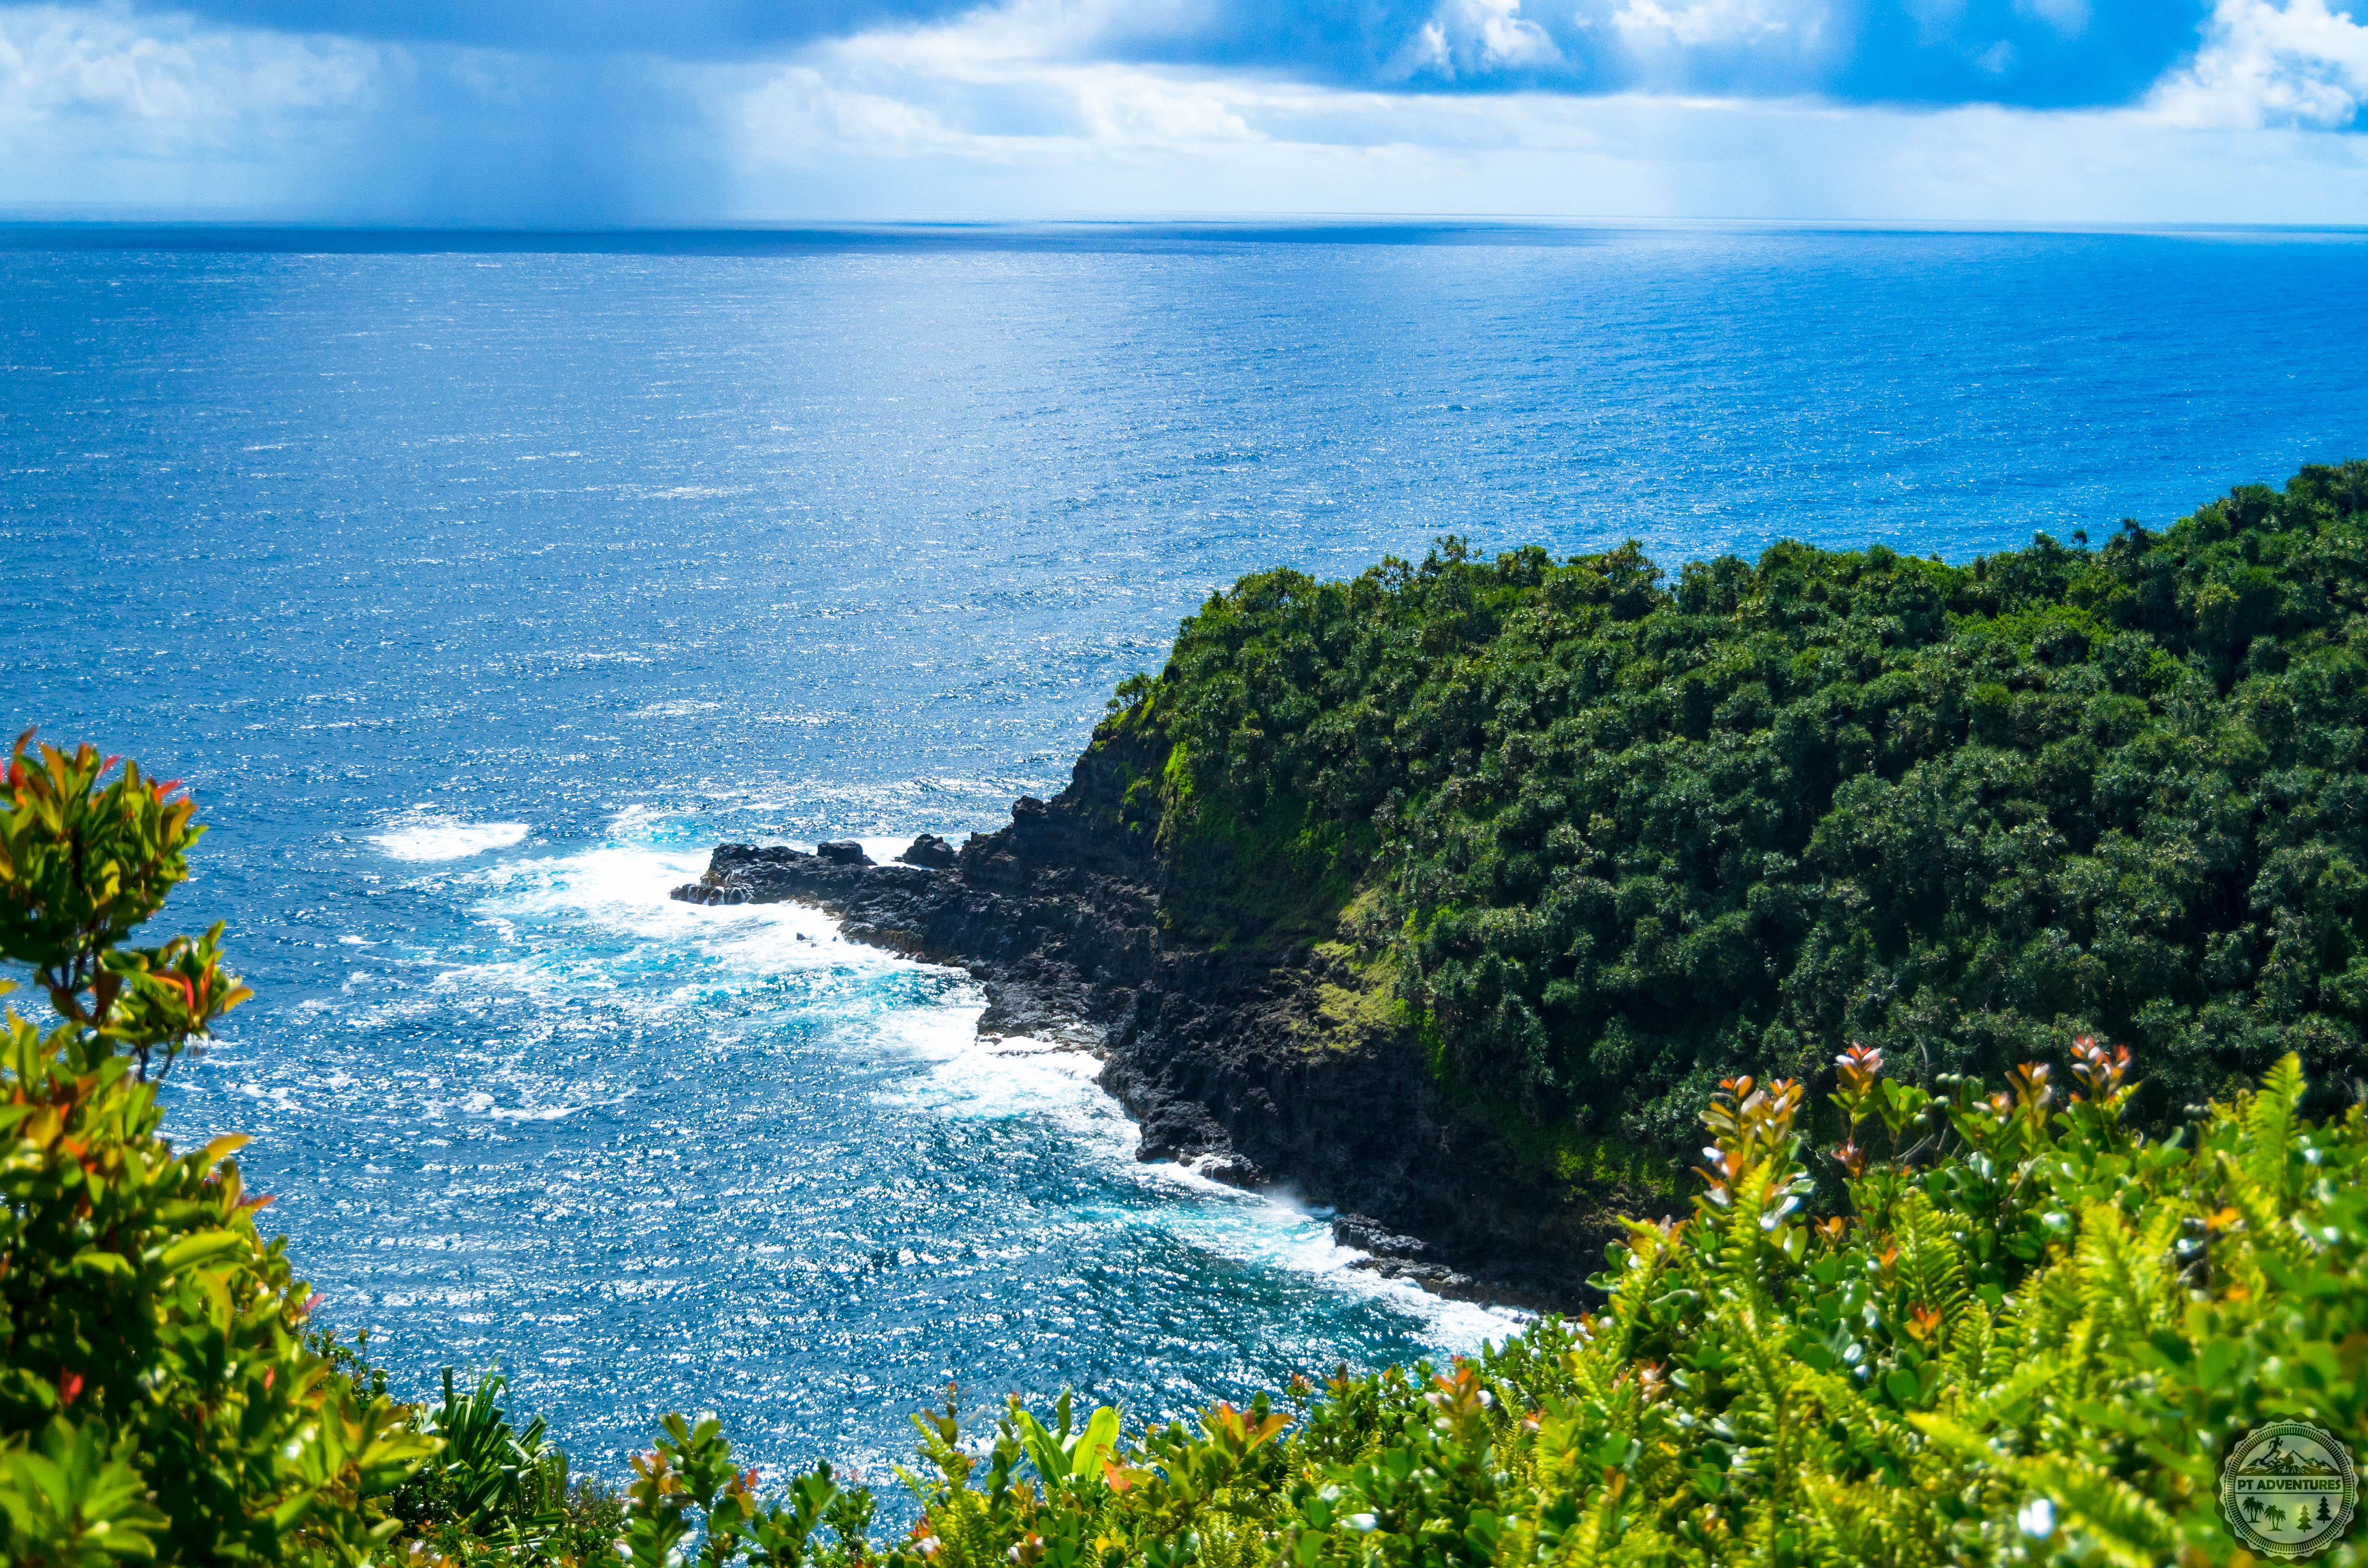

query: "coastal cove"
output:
669 460 2368 1311
666 808 1647 1313
8 225 2368 1497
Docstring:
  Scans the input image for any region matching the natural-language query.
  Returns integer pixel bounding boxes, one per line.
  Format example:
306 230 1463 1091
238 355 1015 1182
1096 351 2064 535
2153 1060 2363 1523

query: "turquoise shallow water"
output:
3 222 2366 1489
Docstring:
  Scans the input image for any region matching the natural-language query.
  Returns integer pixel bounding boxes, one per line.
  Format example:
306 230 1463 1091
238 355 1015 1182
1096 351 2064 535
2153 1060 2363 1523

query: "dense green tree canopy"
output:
1139 462 2368 1145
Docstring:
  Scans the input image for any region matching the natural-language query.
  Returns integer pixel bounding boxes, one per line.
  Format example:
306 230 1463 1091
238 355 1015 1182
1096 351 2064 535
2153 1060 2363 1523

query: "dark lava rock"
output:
815 840 872 866
668 730 1669 1311
1348 1256 1486 1302
897 833 959 869
1332 1213 1430 1259
1330 1212 1496 1301
1187 1152 1264 1189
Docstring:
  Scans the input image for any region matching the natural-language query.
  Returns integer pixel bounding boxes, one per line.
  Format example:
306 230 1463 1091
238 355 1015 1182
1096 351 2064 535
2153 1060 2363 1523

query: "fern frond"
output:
2214 1149 2312 1273
2240 1052 2306 1206
1794 1364 1919 1467
1553 1473 1627 1568
2019 1455 2181 1568
2072 1202 2173 1341
1937 1299 1998 1392
2002 1256 2086 1355
1795 1470 1872 1568
1891 1188 1973 1346
1799 1464 1947 1568
1912 1417 2178 1568
1942 1353 2063 1432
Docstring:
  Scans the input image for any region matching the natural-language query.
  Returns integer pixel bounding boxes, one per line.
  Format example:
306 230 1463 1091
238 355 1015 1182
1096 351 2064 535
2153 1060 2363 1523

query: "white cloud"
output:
724 47 2368 223
0 4 367 169
1611 0 1800 50
1396 0 1563 78
2149 0 2368 129
710 3 2367 222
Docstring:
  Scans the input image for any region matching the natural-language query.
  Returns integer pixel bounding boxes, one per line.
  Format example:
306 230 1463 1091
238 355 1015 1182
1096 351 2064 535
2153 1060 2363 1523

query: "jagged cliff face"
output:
674 720 1667 1309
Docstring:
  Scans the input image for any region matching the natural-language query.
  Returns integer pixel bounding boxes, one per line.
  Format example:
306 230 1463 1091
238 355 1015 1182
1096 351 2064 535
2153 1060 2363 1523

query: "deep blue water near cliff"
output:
4 222 2367 1491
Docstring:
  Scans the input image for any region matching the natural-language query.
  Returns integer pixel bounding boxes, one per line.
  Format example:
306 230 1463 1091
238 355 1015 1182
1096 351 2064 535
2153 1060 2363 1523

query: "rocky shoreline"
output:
670 733 1666 1311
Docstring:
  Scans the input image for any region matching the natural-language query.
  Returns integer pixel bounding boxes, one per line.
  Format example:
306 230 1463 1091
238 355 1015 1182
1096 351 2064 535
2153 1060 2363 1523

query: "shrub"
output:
387 1370 627 1567
0 735 432 1565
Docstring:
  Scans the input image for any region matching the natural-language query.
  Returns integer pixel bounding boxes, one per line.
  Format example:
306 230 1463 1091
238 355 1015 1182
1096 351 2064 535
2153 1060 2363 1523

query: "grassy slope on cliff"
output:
1116 461 2368 1154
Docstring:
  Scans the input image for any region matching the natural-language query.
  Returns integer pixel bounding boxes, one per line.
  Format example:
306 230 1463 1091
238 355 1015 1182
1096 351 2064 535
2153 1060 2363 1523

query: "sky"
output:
0 0 2363 223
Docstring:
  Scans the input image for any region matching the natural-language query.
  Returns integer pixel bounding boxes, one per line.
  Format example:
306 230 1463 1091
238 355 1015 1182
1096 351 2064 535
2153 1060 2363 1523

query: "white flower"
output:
2018 1497 2056 1539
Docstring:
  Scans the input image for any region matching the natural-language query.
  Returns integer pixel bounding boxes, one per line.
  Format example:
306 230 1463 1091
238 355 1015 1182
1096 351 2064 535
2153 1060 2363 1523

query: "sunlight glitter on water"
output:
167 815 1521 1490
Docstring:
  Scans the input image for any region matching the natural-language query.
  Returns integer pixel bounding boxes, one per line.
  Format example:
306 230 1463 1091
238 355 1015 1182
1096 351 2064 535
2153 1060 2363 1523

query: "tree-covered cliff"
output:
1122 461 2368 1149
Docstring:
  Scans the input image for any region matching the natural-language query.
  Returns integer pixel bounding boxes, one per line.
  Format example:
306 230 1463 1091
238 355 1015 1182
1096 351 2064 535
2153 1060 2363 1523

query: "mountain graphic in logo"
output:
2251 1439 2344 1478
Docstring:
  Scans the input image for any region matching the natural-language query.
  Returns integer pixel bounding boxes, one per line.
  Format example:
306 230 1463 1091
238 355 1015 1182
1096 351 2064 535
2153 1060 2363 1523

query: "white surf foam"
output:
418 816 1526 1353
874 1007 1129 1144
867 1012 1526 1350
406 839 926 1041
855 834 937 866
372 811 531 861
468 842 905 977
1147 1173 1529 1352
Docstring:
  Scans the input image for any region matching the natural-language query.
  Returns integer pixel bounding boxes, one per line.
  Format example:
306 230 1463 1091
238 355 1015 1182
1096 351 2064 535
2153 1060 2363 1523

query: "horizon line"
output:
5 215 2367 256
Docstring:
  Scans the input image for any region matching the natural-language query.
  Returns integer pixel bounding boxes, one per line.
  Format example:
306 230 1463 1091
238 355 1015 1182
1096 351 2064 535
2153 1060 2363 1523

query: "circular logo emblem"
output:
2221 1421 2359 1558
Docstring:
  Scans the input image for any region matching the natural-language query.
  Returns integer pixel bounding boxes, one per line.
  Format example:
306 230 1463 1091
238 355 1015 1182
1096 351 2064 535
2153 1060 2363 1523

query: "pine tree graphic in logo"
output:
2221 1422 2359 1558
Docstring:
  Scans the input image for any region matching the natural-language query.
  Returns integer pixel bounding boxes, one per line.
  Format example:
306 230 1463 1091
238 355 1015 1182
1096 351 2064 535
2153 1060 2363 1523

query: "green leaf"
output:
154 1231 247 1274
69 1248 132 1279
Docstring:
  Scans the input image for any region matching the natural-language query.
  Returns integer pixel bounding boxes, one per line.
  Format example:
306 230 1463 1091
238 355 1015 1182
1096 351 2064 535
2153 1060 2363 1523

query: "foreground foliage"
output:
890 1042 2367 1568
1124 461 2368 1147
0 736 432 1565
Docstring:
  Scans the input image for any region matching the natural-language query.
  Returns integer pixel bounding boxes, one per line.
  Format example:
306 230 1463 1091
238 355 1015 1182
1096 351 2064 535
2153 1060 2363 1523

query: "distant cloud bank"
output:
0 0 2363 222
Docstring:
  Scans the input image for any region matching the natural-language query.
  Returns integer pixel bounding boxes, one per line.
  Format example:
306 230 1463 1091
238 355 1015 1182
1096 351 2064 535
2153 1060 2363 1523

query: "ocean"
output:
4 221 2365 1490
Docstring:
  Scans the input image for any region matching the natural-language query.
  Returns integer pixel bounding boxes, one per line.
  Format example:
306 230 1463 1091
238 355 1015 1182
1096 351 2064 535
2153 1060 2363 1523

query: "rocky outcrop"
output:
670 728 1665 1310
897 833 958 869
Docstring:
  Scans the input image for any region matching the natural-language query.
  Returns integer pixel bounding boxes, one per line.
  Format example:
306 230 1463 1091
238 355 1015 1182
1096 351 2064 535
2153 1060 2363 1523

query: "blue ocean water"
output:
4 222 2366 1490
